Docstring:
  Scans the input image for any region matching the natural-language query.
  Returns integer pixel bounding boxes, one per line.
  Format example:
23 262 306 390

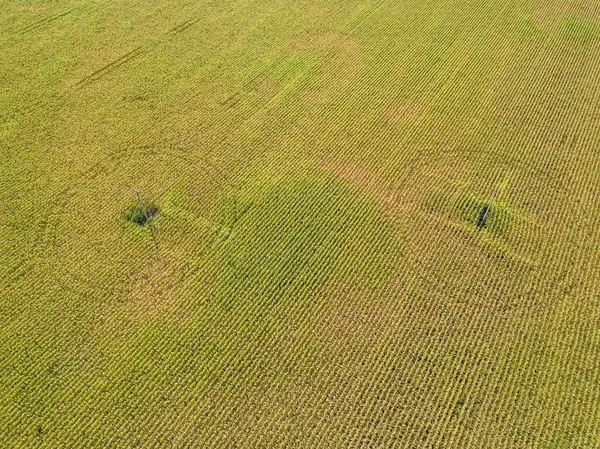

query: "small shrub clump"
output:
124 202 159 228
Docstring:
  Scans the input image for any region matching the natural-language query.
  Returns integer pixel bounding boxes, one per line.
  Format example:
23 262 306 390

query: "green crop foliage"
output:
2 0 600 446
453 196 511 234
562 19 600 41
269 54 321 90
214 176 399 306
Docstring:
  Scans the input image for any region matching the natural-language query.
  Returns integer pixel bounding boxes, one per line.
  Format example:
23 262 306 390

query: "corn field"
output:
1 0 600 447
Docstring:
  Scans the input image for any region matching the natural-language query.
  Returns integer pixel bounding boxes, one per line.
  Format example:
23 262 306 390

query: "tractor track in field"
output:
72 13 209 89
167 17 205 36
1 10 212 125
12 6 78 36
74 46 148 88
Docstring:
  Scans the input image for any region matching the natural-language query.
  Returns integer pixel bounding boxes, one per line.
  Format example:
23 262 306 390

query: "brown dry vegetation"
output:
127 252 181 322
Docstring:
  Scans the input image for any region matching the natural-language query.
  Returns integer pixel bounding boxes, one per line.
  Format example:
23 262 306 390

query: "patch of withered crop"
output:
286 32 365 103
127 253 183 323
97 249 187 335
95 252 183 343
289 32 361 55
324 160 381 191
532 3 563 27
321 159 403 218
386 101 427 124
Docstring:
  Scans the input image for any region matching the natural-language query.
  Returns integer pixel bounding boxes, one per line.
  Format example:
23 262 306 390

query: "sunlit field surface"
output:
2 0 600 447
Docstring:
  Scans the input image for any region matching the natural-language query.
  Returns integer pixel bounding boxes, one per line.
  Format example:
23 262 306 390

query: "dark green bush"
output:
124 202 159 227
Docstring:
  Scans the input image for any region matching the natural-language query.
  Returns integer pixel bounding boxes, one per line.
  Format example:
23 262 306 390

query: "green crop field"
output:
2 0 600 447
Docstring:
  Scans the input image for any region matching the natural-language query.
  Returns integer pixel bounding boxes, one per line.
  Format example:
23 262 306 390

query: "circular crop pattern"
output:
44 144 229 304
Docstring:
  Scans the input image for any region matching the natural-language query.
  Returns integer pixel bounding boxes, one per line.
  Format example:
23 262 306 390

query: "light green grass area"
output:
2 0 600 447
